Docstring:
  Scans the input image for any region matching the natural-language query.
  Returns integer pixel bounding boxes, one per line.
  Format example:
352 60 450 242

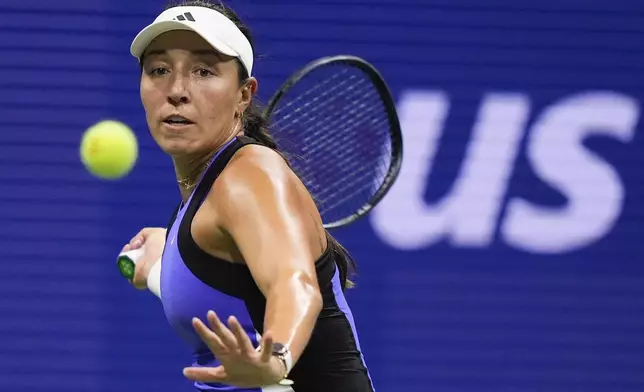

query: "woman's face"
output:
139 30 251 157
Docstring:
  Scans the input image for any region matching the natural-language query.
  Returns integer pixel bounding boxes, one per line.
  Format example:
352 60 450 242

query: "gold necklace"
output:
177 160 211 190
177 137 236 190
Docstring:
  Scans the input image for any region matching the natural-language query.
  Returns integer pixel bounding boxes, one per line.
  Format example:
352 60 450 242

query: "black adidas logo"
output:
173 12 195 22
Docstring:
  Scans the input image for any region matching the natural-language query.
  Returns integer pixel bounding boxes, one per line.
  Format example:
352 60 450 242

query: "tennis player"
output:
121 1 375 391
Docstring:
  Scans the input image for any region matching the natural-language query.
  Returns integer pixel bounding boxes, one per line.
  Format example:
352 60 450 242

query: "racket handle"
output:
116 246 162 299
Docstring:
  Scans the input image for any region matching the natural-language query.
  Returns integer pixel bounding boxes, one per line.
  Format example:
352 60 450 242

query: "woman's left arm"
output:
216 146 325 367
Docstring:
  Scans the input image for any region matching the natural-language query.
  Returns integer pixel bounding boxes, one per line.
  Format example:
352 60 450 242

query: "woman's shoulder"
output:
202 142 327 263
218 143 295 191
208 143 309 213
229 143 291 177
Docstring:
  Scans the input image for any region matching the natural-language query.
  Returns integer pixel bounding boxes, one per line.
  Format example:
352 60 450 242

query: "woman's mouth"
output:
162 115 195 126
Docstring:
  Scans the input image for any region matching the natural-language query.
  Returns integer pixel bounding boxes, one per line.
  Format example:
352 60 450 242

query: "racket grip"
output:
116 246 162 299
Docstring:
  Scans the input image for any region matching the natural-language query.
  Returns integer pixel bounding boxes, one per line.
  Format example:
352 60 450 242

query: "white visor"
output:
130 6 254 76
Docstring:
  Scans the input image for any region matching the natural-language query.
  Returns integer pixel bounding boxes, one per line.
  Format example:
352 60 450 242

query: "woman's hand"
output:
183 310 287 388
121 227 166 289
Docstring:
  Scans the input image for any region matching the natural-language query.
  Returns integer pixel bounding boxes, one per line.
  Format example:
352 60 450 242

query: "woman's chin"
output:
158 139 200 156
154 133 228 158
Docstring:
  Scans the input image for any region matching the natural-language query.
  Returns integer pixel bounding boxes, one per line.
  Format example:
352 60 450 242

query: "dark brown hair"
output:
165 0 357 289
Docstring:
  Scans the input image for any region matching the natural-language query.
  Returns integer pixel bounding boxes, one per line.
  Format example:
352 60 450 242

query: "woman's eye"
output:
196 68 214 77
148 67 169 76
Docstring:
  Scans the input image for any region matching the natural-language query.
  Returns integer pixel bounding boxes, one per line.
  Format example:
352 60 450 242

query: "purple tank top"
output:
158 137 373 392
160 138 268 391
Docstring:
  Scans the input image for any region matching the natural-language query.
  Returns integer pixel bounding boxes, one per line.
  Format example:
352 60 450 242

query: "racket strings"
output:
270 73 358 161
269 65 395 223
272 76 361 140
271 69 352 122
298 112 389 210
297 79 378 149
320 148 389 213
276 76 383 167
281 109 390 216
290 83 389 178
276 86 387 213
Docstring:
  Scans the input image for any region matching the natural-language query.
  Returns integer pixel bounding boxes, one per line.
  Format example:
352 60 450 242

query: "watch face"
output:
272 342 287 355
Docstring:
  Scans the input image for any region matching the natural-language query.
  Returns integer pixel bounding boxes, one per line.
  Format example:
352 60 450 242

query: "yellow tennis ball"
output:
80 120 138 179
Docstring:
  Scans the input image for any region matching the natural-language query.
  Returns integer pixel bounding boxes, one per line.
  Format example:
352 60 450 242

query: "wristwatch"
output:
271 343 294 386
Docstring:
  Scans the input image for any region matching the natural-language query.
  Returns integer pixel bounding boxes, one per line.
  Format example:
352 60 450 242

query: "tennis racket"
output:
264 55 403 229
117 55 403 297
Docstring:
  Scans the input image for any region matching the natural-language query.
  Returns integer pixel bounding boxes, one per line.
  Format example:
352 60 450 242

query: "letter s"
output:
502 92 639 253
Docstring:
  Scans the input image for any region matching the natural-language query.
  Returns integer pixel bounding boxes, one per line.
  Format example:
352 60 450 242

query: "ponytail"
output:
328 236 357 290
241 99 278 150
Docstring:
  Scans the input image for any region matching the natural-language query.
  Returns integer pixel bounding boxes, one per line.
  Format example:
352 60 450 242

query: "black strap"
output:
165 136 259 240
164 202 181 241
176 136 266 299
189 136 261 208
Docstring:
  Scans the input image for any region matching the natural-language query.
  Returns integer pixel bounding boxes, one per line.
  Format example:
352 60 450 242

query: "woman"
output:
122 1 375 391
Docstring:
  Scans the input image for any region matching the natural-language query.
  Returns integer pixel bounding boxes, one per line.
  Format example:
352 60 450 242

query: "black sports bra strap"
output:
189 136 262 212
165 203 181 241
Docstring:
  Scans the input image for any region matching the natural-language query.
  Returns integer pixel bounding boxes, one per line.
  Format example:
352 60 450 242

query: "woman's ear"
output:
238 77 258 113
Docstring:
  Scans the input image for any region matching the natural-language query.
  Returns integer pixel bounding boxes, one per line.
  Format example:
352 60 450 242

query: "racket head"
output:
264 55 403 229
